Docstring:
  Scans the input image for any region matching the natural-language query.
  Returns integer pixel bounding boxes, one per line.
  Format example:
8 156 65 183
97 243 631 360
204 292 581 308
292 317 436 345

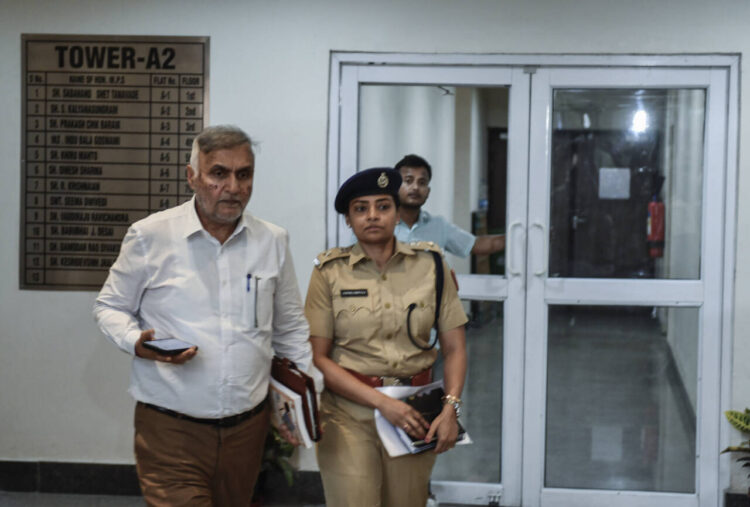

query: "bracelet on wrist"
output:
442 394 462 417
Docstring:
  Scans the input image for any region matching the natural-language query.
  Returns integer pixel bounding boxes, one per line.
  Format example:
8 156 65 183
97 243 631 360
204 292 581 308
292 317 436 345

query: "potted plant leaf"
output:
251 427 296 506
722 408 750 496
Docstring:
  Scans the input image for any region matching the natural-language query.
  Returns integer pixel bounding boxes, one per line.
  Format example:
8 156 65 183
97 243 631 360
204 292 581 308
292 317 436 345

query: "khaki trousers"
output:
134 402 270 507
316 392 437 507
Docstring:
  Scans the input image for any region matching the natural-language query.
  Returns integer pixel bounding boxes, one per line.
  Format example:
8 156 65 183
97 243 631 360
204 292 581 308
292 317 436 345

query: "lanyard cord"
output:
406 250 444 351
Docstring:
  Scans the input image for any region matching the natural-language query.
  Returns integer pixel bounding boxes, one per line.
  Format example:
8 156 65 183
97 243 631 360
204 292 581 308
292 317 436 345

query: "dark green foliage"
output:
723 409 750 495
262 427 295 486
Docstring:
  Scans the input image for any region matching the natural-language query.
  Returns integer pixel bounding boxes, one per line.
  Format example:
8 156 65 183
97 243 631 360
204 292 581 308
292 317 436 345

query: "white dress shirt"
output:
94 197 315 418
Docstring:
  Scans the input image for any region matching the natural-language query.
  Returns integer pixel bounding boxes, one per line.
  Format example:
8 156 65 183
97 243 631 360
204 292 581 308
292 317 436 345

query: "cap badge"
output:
377 172 389 188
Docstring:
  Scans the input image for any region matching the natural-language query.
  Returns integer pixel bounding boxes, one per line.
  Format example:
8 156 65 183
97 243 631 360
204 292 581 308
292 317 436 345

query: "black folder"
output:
398 385 465 453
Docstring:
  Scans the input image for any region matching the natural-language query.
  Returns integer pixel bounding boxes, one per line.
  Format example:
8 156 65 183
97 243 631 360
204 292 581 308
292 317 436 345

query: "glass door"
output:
333 63 530 506
523 67 728 507
329 54 735 507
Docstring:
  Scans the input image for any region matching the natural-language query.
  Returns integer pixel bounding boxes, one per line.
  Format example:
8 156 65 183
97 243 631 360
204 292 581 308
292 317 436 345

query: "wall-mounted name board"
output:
21 35 209 290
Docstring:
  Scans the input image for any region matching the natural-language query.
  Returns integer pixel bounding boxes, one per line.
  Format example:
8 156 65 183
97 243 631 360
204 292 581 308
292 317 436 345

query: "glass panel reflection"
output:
358 85 508 276
432 300 503 483
545 305 697 492
549 89 705 279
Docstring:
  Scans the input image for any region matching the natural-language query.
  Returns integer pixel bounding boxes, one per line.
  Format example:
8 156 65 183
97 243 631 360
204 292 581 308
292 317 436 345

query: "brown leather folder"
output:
271 356 321 442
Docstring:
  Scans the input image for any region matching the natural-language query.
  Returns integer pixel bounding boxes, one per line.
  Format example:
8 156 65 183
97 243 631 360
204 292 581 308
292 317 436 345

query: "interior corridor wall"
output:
360 85 489 275
0 0 748 491
452 87 486 276
359 84 456 227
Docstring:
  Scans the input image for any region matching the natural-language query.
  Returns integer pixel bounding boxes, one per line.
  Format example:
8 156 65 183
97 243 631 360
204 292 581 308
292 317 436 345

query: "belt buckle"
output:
382 376 402 387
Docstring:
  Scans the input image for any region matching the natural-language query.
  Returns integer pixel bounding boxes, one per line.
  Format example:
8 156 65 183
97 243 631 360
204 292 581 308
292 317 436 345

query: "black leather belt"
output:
141 397 267 428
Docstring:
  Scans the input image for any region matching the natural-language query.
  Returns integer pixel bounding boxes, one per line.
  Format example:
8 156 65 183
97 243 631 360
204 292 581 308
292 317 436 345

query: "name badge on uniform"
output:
341 289 368 297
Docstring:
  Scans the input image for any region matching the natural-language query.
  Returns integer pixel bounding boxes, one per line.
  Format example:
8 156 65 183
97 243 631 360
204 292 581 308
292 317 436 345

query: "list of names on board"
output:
22 35 209 289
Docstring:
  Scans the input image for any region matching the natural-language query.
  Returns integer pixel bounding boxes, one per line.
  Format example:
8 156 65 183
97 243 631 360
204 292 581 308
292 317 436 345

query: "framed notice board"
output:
21 34 209 290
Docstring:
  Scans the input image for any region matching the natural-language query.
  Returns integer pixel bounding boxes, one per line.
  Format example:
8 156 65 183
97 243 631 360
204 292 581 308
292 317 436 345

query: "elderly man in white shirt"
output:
94 125 316 506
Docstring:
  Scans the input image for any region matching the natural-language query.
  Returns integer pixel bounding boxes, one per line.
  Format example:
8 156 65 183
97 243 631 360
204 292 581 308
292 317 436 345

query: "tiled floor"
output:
432 301 503 484
544 306 696 492
430 303 696 495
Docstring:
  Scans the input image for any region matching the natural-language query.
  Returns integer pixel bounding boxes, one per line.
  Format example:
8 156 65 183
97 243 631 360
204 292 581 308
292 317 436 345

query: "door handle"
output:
507 221 523 277
532 222 548 276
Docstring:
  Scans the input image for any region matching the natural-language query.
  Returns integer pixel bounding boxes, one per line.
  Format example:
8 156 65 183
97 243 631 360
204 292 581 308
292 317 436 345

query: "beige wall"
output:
0 0 747 491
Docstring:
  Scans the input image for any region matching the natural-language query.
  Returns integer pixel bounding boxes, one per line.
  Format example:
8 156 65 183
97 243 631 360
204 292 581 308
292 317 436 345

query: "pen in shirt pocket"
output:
254 276 260 327
246 273 252 292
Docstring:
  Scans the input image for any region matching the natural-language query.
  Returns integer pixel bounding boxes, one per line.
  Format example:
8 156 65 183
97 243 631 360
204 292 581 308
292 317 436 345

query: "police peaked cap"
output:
334 167 402 214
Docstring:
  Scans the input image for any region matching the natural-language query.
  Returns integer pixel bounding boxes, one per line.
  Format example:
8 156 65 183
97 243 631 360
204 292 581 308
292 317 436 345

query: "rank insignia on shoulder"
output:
408 240 442 254
314 246 352 268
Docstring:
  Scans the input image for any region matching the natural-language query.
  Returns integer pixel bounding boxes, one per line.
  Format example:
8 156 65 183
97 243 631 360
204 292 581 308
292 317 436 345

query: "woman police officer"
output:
304 167 468 507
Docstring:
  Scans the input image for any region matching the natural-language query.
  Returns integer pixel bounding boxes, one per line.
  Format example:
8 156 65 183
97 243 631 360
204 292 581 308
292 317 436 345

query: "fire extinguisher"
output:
647 195 665 258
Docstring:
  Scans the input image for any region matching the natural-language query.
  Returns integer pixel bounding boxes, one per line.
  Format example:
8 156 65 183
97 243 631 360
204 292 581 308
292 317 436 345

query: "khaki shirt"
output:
305 241 467 377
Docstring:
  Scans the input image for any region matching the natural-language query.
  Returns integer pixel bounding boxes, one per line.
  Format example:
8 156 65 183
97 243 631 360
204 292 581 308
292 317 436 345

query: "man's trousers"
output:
134 402 270 507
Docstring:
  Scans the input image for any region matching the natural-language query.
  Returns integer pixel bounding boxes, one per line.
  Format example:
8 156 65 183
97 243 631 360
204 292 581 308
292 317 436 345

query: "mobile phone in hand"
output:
142 338 196 356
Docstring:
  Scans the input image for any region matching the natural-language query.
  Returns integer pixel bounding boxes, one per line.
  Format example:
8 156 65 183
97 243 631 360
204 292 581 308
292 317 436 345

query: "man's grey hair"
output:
189 125 254 171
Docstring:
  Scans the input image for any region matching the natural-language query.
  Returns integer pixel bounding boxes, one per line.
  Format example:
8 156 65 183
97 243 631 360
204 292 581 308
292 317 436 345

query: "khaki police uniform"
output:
305 240 468 507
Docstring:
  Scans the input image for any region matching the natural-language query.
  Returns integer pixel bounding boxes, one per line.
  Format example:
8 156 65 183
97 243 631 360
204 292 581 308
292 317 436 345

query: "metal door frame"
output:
326 52 738 507
525 66 730 507
331 60 529 505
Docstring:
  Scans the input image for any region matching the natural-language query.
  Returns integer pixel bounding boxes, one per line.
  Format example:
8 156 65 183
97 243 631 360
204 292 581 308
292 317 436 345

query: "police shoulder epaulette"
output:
408 240 443 255
313 246 352 268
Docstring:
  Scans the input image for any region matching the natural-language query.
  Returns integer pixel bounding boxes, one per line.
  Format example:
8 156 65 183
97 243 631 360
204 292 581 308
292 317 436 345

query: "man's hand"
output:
134 329 197 365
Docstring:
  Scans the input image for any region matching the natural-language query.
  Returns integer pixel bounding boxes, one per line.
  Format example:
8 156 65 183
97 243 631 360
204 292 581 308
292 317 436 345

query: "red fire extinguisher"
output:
647 195 665 258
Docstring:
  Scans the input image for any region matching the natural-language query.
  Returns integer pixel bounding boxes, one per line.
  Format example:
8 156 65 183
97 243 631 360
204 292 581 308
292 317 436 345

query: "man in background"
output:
94 125 316 506
395 154 505 257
